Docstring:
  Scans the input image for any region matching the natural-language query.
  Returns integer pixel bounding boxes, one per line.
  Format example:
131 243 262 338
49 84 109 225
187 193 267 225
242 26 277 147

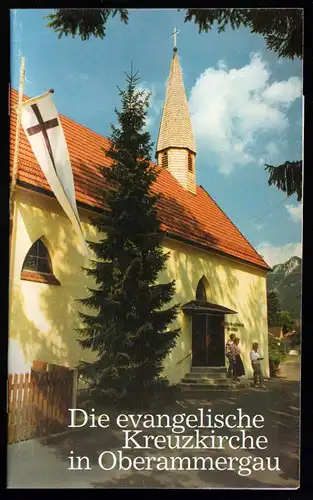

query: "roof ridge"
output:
9 88 270 271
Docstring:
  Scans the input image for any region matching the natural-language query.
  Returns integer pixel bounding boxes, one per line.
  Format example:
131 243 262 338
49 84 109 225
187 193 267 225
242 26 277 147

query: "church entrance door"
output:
192 313 225 366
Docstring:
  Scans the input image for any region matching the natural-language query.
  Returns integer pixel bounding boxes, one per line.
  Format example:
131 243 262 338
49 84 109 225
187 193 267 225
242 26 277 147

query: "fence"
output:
8 366 76 444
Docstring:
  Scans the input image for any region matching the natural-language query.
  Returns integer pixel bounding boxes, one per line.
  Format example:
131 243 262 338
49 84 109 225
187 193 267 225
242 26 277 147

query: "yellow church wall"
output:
9 187 269 385
9 187 98 373
158 238 269 383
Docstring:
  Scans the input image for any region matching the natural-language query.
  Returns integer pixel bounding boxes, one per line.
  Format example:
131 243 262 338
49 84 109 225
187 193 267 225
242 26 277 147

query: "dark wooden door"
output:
192 314 207 366
192 314 225 366
206 315 225 366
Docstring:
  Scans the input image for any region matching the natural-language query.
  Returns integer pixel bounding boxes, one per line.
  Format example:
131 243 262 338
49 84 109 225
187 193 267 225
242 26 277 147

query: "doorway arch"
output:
192 276 225 366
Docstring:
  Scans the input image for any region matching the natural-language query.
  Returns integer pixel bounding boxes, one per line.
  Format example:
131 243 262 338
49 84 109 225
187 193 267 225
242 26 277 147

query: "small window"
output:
23 239 52 274
162 150 168 169
188 153 194 173
21 239 60 285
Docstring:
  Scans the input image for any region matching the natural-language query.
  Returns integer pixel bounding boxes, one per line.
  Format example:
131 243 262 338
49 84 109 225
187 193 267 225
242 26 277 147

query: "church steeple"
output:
156 29 197 194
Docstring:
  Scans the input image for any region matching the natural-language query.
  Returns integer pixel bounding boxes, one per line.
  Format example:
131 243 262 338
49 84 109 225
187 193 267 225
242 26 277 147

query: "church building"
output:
9 45 271 382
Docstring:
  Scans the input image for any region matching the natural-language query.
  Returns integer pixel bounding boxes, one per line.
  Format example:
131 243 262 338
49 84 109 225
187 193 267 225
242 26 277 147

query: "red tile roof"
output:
9 88 270 271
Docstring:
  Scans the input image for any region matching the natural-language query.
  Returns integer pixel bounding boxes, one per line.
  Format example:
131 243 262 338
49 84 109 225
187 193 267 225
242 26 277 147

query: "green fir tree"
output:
77 68 180 407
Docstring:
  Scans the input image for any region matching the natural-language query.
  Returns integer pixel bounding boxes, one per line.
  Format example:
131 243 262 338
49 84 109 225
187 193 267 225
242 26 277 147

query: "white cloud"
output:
188 53 302 175
256 242 302 267
145 115 155 128
265 141 279 158
262 77 302 106
136 83 152 102
286 202 303 223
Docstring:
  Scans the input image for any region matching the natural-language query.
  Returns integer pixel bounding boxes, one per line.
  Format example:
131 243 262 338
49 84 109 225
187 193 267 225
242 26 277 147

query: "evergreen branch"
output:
45 9 128 40
46 9 302 60
182 8 302 59
264 160 302 202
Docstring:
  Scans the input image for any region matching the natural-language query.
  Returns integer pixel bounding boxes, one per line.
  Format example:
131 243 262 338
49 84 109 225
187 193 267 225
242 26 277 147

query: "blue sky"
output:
10 9 303 266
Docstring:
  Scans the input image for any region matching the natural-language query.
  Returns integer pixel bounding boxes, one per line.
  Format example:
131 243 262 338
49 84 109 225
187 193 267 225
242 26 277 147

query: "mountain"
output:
267 256 302 319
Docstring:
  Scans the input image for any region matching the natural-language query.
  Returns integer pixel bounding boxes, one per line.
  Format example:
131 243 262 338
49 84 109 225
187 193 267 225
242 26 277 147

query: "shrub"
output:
268 334 287 376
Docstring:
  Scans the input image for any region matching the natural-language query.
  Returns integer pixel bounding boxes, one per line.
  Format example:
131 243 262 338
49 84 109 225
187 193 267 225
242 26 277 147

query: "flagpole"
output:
10 56 25 234
9 56 25 295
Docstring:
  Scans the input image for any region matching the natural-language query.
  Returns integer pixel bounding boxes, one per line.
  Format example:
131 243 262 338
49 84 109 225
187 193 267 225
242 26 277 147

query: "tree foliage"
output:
278 310 296 334
265 160 302 202
268 334 286 374
183 9 302 60
45 8 302 60
45 9 128 40
77 69 179 407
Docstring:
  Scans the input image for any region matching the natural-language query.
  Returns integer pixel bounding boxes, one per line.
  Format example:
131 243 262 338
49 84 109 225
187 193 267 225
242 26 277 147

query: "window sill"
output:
21 270 60 286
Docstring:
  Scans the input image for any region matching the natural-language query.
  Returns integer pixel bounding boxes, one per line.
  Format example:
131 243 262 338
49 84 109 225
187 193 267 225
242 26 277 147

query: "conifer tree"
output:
77 68 179 406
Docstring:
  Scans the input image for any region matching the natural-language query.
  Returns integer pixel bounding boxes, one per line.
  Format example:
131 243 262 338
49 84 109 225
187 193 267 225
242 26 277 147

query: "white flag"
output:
21 93 89 256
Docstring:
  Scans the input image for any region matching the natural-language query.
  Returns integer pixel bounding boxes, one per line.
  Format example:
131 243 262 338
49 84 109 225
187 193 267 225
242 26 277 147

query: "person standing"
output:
226 333 236 378
250 342 266 388
231 337 245 381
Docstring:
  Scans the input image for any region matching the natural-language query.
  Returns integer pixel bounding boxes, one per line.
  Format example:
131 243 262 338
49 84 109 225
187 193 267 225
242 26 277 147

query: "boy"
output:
226 333 236 378
250 342 266 388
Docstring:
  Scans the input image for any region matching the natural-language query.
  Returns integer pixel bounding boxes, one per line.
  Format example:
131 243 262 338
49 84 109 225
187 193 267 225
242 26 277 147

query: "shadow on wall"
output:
9 191 98 372
9 186 268 381
158 224 268 380
9 287 44 373
155 193 220 381
244 278 269 376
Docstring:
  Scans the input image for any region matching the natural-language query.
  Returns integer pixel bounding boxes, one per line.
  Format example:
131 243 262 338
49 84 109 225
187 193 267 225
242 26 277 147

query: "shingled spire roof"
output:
156 50 197 155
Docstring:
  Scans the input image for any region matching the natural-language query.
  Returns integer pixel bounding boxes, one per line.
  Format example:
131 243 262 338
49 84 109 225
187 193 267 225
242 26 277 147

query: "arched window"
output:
23 239 52 274
21 239 60 285
196 279 207 302
162 150 168 169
